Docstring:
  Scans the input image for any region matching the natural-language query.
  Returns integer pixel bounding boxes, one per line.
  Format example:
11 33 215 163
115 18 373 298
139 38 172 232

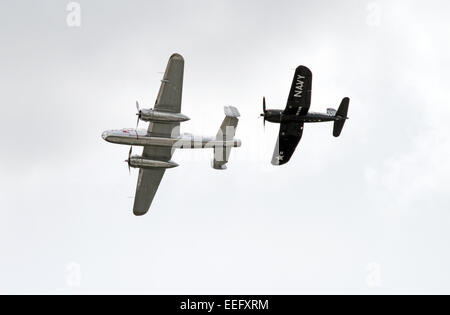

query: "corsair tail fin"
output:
333 97 349 137
212 106 240 170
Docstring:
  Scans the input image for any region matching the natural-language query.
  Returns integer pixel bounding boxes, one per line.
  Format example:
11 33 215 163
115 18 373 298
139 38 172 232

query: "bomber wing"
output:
132 146 174 216
147 53 184 138
133 54 184 215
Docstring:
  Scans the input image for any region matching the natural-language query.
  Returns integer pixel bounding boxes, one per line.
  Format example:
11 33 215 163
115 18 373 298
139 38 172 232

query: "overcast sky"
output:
1 0 450 294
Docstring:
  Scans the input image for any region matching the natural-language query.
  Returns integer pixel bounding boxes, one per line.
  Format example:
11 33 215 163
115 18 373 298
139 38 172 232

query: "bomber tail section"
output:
333 97 350 137
212 106 240 170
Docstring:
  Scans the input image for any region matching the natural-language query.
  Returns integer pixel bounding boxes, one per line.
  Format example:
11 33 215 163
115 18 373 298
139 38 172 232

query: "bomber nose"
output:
101 131 109 140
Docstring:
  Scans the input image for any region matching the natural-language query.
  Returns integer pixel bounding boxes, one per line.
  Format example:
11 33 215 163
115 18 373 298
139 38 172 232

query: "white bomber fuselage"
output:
102 129 242 148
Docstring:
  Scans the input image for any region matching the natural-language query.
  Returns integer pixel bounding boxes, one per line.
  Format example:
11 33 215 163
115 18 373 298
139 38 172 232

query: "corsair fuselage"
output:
264 110 346 124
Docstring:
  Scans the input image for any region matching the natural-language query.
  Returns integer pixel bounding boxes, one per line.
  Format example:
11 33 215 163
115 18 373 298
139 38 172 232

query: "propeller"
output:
135 101 142 139
135 101 141 128
259 97 267 128
125 146 132 173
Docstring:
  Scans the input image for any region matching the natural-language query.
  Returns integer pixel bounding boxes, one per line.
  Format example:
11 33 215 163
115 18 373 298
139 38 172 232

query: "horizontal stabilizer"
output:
333 97 350 137
336 97 349 118
213 106 240 170
333 120 345 137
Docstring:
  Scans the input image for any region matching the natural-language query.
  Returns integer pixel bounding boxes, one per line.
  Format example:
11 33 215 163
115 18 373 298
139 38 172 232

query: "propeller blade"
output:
127 147 132 173
261 97 267 131
135 101 141 139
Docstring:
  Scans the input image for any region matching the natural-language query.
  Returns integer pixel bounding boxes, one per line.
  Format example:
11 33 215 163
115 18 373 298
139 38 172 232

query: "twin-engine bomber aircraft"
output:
261 65 350 165
102 53 241 216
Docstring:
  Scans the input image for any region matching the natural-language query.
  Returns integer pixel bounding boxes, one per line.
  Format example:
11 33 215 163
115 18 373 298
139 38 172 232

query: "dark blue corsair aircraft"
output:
260 65 350 165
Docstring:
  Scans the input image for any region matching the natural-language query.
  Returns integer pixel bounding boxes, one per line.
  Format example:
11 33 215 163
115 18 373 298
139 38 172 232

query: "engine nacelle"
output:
139 109 190 123
129 156 179 169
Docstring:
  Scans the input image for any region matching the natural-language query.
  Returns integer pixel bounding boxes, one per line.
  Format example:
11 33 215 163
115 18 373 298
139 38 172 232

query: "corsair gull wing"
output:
271 122 304 165
284 66 312 116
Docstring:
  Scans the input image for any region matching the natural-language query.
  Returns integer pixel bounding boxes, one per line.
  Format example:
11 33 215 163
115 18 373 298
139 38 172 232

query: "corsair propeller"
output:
260 97 267 128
